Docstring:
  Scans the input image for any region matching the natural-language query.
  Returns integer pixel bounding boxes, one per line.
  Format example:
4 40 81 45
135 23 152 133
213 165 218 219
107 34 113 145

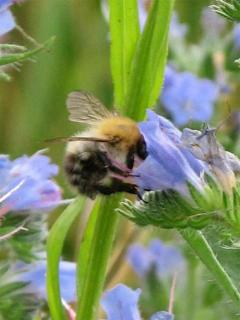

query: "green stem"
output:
76 195 120 320
180 228 240 307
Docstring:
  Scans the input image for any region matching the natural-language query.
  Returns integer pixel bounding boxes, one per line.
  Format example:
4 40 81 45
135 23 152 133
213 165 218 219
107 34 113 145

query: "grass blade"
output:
126 0 174 120
109 0 140 109
47 197 85 320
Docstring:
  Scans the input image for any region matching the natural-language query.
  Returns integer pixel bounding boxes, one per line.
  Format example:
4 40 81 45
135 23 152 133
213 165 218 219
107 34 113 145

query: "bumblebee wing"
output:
67 91 115 125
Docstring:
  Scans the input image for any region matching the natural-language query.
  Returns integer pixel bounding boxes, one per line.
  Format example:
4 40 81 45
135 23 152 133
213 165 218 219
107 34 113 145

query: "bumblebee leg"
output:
96 185 116 195
111 180 148 203
97 179 148 203
111 178 138 194
96 178 137 195
98 152 130 177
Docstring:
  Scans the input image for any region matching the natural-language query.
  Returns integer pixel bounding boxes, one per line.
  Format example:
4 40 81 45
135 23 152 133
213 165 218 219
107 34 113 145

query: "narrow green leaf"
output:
47 197 85 320
109 0 140 109
126 0 174 120
0 37 55 66
76 199 100 297
76 195 120 320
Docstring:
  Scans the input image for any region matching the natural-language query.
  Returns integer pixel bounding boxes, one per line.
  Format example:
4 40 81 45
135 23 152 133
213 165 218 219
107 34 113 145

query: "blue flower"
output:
127 239 184 279
0 0 16 36
233 24 240 49
101 284 174 320
0 151 62 214
134 110 206 194
101 284 141 320
16 260 76 302
160 67 219 126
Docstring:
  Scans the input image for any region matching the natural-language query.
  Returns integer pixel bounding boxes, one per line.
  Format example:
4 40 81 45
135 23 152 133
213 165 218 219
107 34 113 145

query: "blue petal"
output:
0 9 15 36
101 284 142 320
150 311 174 320
134 111 205 193
126 244 155 277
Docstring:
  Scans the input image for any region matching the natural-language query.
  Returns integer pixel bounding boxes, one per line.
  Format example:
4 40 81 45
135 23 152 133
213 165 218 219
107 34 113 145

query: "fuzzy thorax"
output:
96 117 141 151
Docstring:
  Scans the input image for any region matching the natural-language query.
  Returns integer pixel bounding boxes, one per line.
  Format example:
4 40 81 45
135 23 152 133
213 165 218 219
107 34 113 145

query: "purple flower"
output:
127 239 184 279
233 24 240 49
160 67 219 126
16 260 76 302
0 0 17 36
0 151 62 214
101 284 174 320
133 110 205 194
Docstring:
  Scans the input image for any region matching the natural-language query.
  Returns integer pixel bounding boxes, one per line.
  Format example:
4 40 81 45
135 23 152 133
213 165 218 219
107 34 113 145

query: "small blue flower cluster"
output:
127 239 184 279
160 66 219 126
0 152 62 215
13 239 180 319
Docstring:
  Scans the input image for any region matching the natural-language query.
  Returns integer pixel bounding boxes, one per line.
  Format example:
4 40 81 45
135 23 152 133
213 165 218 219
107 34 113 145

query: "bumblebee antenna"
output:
44 136 112 144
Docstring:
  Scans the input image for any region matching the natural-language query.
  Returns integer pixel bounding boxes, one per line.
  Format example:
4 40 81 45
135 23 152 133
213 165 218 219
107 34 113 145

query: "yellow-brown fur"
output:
95 117 141 152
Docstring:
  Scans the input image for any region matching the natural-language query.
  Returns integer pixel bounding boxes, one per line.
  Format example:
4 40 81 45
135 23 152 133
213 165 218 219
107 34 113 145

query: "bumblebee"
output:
63 91 148 199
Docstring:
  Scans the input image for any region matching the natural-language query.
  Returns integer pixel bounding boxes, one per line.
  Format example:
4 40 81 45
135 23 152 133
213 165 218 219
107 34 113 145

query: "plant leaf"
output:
125 0 174 120
0 37 55 66
76 199 100 298
109 0 140 109
47 197 85 320
211 0 240 22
